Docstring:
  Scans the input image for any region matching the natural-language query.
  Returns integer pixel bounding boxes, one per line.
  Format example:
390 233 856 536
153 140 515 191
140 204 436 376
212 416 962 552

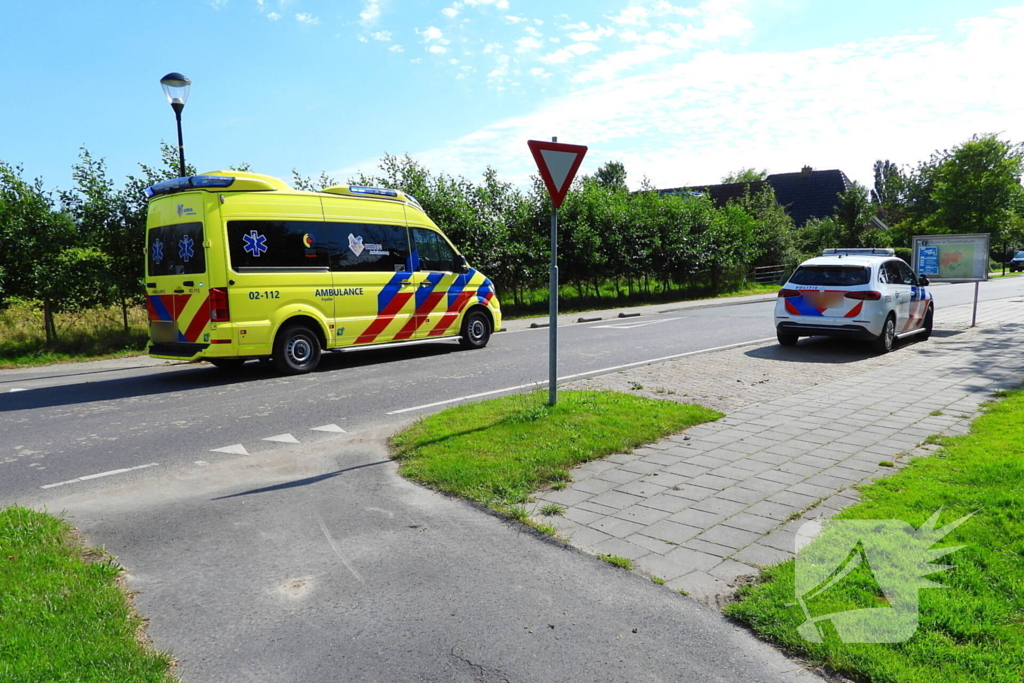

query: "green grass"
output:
391 390 720 514
0 507 175 682
599 554 632 570
725 389 1024 683
0 299 148 368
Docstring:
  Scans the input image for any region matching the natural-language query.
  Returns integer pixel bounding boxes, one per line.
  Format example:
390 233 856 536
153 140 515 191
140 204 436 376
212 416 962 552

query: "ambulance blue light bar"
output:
348 185 398 198
145 175 236 198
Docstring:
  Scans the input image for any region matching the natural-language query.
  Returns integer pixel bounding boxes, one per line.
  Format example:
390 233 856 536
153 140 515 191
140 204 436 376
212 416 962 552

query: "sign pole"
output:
526 136 588 408
972 282 979 327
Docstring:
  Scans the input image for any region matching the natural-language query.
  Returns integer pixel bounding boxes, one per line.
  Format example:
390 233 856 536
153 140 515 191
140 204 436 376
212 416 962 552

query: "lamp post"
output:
159 72 191 178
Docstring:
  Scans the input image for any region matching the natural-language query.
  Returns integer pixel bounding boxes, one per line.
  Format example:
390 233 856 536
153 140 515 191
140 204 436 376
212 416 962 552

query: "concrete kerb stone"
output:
547 296 1024 602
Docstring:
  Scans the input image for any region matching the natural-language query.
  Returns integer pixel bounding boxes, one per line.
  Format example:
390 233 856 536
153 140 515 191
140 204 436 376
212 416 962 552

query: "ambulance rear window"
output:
147 222 205 276
789 265 869 286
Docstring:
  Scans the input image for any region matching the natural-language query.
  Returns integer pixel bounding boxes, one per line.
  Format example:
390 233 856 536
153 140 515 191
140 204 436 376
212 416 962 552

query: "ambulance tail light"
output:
210 288 230 322
777 289 801 298
845 291 882 300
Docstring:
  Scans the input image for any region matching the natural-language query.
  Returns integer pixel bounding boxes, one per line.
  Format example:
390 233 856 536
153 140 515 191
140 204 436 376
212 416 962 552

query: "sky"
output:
3 0 1024 194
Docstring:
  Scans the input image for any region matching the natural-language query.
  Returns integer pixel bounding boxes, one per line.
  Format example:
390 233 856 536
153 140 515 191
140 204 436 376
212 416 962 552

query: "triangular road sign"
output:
528 139 588 208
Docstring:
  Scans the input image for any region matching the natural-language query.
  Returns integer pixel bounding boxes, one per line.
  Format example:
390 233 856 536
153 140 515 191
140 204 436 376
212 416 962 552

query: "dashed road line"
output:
9 388 27 393
311 424 347 433
41 463 159 490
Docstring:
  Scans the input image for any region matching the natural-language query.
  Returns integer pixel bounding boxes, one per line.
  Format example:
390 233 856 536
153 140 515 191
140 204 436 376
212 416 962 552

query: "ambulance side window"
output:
328 223 411 273
227 220 330 270
411 228 456 272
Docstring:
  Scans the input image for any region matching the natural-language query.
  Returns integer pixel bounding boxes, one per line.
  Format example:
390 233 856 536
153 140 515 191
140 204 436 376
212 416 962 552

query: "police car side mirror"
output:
918 275 930 286
455 254 469 274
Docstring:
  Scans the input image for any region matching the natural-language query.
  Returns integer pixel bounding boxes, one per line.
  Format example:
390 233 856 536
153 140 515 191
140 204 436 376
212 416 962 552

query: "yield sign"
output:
527 140 588 208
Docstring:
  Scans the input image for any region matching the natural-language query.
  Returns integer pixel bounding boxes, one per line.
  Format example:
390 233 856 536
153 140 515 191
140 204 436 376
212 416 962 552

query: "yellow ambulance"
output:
144 171 501 374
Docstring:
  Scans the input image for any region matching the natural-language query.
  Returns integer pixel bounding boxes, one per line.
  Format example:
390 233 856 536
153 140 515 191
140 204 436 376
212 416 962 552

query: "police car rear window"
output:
789 265 869 286
147 222 205 276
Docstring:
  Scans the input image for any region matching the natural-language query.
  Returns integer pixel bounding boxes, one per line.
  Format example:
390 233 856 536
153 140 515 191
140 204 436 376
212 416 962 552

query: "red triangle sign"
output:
528 140 588 208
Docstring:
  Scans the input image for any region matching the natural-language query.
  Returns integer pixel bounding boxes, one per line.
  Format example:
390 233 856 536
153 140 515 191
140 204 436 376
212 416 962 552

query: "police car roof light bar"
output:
822 248 895 256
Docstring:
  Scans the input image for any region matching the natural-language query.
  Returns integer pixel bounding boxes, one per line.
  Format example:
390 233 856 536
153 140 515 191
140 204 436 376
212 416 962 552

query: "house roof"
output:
658 168 854 227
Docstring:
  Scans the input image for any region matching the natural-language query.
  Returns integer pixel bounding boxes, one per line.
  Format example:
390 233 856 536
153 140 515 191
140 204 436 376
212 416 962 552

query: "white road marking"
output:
9 388 27 392
311 424 347 433
593 317 683 329
264 433 300 444
211 444 249 455
386 336 777 415
41 463 159 490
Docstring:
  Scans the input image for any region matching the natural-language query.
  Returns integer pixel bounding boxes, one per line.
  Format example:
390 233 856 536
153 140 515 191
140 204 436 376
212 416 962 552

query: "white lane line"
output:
386 336 776 415
264 433 300 444
41 463 159 490
211 444 249 455
9 388 27 392
593 317 683 329
311 424 347 433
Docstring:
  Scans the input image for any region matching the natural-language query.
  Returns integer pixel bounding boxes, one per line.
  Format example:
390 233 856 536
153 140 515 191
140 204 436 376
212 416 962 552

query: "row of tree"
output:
2 134 1022 343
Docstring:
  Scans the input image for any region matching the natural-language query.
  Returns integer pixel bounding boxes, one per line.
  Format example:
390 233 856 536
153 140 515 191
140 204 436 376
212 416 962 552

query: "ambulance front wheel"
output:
459 309 491 349
273 324 322 374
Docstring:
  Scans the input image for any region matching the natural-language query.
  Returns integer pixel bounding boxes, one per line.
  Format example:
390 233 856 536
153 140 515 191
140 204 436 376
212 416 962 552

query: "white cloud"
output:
442 3 461 18
267 11 280 20
421 26 447 42
524 26 542 37
371 30 392 41
429 44 449 54
295 12 319 25
367 6 1024 193
483 42 502 53
538 42 599 64
449 58 460 64
359 0 381 26
568 25 615 42
389 44 404 52
611 7 648 26
516 36 543 52
505 15 526 23
529 67 552 78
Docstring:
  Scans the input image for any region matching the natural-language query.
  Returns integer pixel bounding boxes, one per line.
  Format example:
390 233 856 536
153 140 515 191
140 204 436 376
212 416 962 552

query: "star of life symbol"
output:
243 230 268 257
791 508 974 643
151 238 164 264
348 233 364 257
178 234 195 263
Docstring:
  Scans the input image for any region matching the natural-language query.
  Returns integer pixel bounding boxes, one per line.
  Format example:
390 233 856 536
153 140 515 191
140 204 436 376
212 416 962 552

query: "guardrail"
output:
751 265 789 285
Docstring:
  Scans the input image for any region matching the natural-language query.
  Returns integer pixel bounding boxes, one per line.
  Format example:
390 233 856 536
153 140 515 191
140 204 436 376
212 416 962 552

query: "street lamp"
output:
160 72 191 178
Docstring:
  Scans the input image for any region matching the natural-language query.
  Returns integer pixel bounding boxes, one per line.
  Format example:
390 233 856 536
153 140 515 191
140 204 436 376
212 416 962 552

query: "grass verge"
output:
725 389 1024 683
0 507 175 682
391 390 720 523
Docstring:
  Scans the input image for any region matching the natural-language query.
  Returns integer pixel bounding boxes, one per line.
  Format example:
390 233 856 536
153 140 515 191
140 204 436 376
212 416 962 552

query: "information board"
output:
911 233 990 282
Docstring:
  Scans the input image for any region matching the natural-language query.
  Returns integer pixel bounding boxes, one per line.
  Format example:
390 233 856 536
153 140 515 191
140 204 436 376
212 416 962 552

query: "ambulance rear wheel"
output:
459 310 491 349
273 324 321 374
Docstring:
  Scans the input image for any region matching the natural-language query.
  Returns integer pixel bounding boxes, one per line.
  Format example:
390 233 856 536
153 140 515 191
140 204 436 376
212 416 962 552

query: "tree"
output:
871 159 908 225
592 160 628 193
833 182 879 248
929 134 1024 241
721 168 768 183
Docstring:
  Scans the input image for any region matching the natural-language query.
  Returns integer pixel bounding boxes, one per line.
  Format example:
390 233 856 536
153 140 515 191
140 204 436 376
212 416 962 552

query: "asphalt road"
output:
1 277 1020 503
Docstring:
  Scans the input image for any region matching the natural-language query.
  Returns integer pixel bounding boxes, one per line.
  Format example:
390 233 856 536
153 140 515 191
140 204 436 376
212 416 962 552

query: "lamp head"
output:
160 72 191 107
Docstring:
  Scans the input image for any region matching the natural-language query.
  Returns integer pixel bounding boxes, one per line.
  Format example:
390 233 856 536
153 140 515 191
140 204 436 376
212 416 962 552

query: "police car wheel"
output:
459 310 491 349
273 324 321 374
873 315 896 353
921 306 934 340
776 330 798 346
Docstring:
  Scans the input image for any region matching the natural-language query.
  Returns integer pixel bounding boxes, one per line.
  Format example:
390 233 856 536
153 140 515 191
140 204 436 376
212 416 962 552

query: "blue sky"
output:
3 0 1024 193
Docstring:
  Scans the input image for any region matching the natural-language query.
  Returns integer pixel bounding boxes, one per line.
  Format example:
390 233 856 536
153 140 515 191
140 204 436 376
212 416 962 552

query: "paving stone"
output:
694 525 762 550
745 500 800 521
635 553 693 582
681 538 735 558
761 529 799 553
735 476 790 494
663 462 712 478
612 504 671 526
716 486 770 505
766 490 821 509
777 462 821 478
728 458 775 474
561 506 606 526
669 507 726 528
593 468 645 485
619 460 667 476
590 516 646 539
709 559 760 583
786 482 838 500
571 477 619 495
639 471 687 488
687 492 748 515
638 493 694 514
590 537 651 562
667 570 731 599
626 532 678 556
589 490 644 512
535 487 593 507
721 511 782 534
732 543 793 567
563 525 613 549
685 455 735 470
606 453 641 464
757 469 805 485
689 473 742 490
643 519 703 545
616 479 669 499
663 483 719 502
665 546 728 572
575 500 619 516
746 451 791 466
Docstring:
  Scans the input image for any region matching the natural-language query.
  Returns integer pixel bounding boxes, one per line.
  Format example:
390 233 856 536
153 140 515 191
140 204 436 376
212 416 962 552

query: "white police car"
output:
775 248 934 353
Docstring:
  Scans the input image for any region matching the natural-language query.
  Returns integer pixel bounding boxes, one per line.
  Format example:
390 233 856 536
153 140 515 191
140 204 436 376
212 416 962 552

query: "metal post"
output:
1002 241 1006 277
171 101 186 177
548 136 559 407
971 281 979 327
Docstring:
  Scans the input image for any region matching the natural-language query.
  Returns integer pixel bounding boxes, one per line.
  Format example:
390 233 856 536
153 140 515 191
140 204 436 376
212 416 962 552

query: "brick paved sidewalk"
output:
534 296 1024 601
